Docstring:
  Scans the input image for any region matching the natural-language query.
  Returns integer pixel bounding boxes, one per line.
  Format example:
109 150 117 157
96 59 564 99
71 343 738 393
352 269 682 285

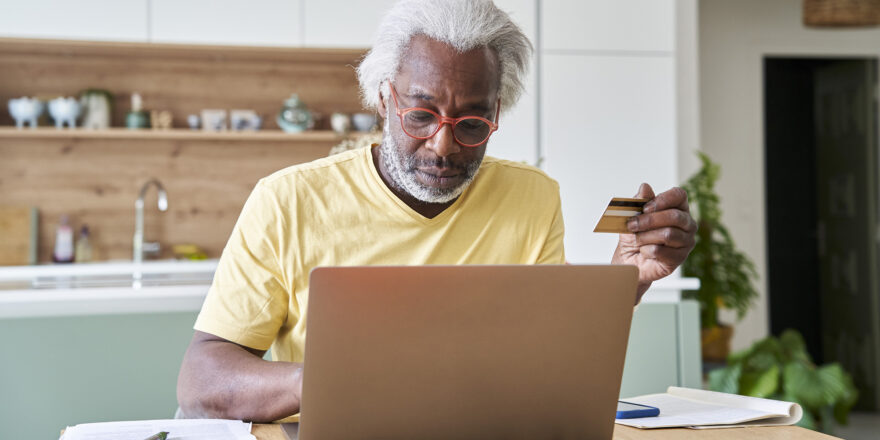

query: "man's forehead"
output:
395 35 499 102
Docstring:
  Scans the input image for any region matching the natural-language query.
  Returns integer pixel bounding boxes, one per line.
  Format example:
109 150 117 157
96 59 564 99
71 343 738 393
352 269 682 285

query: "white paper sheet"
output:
615 387 803 429
60 419 255 440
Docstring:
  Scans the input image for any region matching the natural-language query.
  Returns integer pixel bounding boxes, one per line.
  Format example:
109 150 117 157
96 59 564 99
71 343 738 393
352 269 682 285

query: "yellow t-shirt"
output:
194 145 565 363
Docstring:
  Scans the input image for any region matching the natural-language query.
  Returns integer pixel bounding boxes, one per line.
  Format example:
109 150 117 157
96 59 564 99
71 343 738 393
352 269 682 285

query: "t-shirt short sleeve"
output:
535 182 566 264
194 180 291 351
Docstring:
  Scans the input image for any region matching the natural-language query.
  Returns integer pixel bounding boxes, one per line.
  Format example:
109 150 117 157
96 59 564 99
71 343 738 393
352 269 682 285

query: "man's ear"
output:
377 89 387 120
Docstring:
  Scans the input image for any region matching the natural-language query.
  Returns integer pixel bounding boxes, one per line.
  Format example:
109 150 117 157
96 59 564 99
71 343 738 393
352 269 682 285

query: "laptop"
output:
296 265 638 440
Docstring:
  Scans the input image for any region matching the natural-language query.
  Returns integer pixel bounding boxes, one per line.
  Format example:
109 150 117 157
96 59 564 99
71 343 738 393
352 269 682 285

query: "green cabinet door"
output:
619 300 702 398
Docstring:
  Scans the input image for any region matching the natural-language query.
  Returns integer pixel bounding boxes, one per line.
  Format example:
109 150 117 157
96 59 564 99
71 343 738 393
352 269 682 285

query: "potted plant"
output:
708 329 858 432
681 152 759 361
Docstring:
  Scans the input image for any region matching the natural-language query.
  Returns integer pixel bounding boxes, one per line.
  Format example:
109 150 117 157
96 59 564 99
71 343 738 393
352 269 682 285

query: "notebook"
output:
615 387 803 429
60 419 255 440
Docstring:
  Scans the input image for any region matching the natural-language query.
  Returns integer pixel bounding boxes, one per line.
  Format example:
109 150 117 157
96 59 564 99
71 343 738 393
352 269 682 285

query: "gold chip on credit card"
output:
593 197 649 233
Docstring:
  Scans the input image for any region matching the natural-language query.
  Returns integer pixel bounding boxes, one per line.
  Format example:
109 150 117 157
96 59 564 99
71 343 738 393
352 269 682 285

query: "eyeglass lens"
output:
403 110 492 146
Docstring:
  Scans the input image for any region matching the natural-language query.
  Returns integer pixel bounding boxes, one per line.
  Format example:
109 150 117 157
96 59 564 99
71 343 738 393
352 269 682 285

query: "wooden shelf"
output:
0 37 366 131
0 127 345 142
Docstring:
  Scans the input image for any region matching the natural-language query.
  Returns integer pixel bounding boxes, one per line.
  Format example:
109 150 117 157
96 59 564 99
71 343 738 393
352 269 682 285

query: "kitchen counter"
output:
0 260 698 319
0 259 216 319
0 285 210 319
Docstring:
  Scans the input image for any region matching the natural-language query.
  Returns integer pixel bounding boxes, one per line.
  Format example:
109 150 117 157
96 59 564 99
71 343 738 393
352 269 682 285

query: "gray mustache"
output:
408 158 468 172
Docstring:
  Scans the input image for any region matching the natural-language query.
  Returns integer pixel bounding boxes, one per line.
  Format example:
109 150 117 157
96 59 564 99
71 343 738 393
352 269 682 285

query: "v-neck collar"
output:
363 145 475 225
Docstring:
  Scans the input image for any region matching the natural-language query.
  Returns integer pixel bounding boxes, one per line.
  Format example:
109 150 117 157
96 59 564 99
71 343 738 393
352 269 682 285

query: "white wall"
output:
699 0 880 351
676 0 701 183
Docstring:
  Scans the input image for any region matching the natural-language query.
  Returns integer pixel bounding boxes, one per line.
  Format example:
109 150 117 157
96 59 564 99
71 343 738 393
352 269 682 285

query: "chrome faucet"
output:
133 178 168 266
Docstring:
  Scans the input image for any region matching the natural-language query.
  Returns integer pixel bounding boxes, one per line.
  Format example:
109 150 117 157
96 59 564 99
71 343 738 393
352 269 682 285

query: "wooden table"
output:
252 423 842 439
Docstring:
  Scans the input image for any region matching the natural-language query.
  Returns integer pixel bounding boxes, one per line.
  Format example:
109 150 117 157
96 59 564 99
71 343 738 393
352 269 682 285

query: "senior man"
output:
177 0 696 422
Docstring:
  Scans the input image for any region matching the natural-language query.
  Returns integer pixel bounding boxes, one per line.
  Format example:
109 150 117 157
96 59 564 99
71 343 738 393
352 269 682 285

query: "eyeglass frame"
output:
387 81 500 147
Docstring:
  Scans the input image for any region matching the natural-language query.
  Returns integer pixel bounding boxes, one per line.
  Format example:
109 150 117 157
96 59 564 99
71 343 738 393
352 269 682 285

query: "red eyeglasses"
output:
388 81 500 147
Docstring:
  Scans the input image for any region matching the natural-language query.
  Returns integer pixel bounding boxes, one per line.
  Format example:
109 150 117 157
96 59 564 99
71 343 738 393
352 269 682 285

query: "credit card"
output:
593 197 649 233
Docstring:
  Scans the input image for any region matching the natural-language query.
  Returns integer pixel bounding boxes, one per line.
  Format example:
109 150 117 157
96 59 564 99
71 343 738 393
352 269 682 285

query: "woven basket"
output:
804 0 880 26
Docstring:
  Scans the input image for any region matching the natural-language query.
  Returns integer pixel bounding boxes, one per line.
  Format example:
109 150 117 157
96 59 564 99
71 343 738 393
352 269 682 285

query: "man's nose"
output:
426 123 461 158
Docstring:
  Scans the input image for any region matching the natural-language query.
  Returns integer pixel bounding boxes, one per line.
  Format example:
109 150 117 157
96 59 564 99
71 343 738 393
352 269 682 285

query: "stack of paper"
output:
616 387 803 429
61 419 256 440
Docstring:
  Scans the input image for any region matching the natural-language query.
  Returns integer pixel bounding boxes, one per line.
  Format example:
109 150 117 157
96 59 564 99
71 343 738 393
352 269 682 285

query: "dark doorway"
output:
764 57 880 410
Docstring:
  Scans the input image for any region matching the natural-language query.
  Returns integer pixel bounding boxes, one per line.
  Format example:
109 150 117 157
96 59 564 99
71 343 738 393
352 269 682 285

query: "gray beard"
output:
379 110 481 204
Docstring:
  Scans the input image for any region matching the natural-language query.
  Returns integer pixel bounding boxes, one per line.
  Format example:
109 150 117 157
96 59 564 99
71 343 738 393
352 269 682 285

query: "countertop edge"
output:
0 285 209 319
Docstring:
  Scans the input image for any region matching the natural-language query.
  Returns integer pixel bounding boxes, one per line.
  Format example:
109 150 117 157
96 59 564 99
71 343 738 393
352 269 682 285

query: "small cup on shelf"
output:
351 112 377 132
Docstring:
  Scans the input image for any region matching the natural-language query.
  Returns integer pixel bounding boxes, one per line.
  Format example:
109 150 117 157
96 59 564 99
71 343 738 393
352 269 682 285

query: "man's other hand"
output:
612 183 697 302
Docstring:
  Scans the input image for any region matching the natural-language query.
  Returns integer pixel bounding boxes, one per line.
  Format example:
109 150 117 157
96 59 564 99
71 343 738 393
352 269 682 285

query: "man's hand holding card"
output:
600 183 697 303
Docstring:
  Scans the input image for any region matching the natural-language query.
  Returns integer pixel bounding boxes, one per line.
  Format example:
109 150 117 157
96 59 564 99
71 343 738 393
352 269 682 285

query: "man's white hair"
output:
357 0 532 114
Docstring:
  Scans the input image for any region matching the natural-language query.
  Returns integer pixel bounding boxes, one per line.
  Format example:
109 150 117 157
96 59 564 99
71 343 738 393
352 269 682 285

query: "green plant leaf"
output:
779 329 811 363
722 330 857 433
740 364 779 398
817 364 855 401
822 363 859 425
783 361 855 412
708 363 742 394
743 339 783 371
783 362 824 410
681 151 759 329
725 346 753 366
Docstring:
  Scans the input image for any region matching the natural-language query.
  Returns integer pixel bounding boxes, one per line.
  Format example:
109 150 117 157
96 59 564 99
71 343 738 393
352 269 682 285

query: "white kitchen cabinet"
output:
483 0 539 164
542 0 674 52
301 0 536 49
302 0 397 47
541 54 676 263
0 0 148 42
150 0 302 46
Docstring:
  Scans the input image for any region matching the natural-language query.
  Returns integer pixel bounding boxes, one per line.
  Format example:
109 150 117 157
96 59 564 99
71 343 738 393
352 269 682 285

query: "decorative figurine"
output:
330 112 351 135
126 92 150 129
150 110 173 130
79 89 113 129
7 97 43 129
47 97 81 129
277 94 313 133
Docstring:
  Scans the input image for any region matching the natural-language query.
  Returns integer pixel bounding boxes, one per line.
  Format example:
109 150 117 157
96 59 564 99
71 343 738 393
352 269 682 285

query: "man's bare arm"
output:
177 330 303 422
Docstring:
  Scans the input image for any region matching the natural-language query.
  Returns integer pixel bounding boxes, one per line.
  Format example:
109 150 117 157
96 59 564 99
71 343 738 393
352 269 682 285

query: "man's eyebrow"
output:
404 87 434 102
405 87 492 113
463 103 490 112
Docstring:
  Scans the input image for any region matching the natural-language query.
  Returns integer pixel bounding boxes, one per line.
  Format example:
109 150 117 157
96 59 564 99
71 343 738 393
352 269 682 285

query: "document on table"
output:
615 386 803 429
60 419 255 440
